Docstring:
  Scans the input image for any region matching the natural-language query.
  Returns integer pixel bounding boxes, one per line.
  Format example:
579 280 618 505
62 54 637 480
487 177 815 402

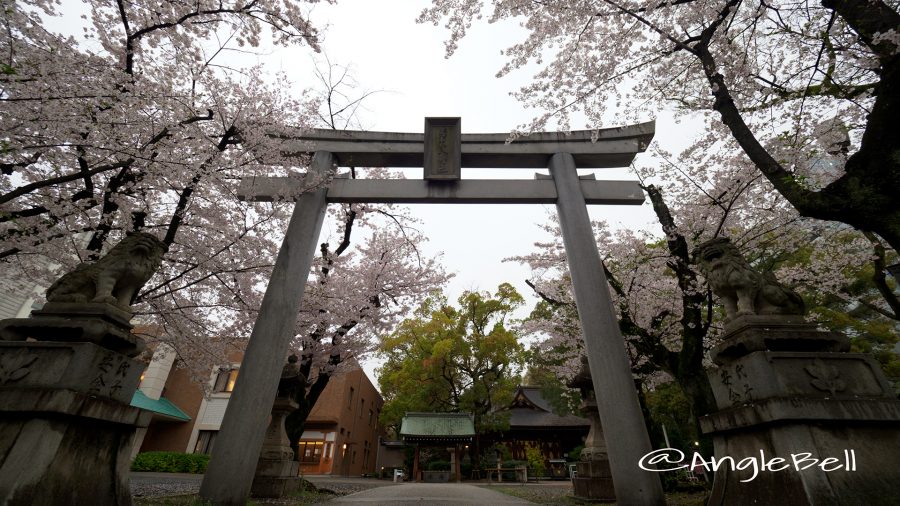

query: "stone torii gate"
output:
199 118 666 505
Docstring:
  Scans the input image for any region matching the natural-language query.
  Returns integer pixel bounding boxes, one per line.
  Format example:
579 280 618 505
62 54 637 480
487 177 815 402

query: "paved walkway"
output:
130 473 544 504
319 482 535 505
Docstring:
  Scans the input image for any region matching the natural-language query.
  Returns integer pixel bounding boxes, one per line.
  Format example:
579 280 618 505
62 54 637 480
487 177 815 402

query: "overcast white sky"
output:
261 1 694 382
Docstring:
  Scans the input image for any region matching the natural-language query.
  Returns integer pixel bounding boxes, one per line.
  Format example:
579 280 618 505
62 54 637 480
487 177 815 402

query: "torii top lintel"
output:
271 119 655 169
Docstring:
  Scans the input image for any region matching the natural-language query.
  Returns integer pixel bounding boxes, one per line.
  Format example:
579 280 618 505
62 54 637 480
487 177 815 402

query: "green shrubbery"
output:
500 460 527 481
131 452 210 474
426 460 450 471
524 444 546 477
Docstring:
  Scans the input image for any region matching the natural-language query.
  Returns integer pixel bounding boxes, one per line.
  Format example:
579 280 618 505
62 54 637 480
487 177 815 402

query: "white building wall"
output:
138 343 176 400
186 363 239 453
0 281 41 320
199 397 231 426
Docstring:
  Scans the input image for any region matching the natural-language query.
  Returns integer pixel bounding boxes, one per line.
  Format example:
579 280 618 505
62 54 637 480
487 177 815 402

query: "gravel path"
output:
323 483 535 505
129 473 399 499
129 473 576 504
130 473 202 498
477 483 576 505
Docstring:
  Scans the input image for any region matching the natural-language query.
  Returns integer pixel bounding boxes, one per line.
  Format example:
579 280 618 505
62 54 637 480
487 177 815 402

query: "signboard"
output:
424 117 461 180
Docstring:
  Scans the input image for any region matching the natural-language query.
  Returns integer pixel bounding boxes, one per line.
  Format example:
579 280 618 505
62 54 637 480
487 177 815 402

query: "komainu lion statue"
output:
46 232 167 312
693 238 804 321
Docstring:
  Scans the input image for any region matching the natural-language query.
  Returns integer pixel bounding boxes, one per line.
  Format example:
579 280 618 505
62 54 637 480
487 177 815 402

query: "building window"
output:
194 430 217 455
298 441 324 464
325 432 335 459
348 387 354 410
368 409 373 426
360 399 365 417
213 368 238 393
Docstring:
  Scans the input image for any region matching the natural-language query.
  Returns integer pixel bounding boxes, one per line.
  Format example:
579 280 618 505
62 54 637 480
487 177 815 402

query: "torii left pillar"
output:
199 151 333 505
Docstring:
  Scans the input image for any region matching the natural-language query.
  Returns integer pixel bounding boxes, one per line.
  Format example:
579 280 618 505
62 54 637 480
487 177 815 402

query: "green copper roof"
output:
130 389 191 422
400 412 475 440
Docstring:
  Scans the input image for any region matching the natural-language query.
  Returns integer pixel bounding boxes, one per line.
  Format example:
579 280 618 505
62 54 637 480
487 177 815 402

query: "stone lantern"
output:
568 356 616 502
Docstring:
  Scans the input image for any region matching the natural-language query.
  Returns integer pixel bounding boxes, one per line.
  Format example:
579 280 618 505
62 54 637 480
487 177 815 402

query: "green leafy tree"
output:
524 443 546 478
378 284 527 463
522 362 581 417
644 382 698 454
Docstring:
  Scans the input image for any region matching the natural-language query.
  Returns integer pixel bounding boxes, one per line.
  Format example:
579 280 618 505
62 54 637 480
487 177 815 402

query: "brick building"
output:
296 366 384 476
133 347 384 477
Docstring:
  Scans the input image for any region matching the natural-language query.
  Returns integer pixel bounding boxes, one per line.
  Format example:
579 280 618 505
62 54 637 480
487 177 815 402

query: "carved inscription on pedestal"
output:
89 352 133 399
720 363 755 405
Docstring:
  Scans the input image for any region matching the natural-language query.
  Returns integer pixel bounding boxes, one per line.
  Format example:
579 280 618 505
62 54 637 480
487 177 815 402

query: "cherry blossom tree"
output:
420 0 900 254
513 127 897 449
1 0 326 367
0 0 451 409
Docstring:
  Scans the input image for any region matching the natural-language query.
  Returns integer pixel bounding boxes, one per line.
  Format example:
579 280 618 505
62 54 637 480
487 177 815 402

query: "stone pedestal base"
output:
0 397 149 506
0 390 149 506
250 397 302 498
702 399 900 506
573 459 616 502
0 302 144 357
0 341 148 505
0 341 144 404
711 315 848 365
251 454 304 498
702 344 900 505
250 475 304 498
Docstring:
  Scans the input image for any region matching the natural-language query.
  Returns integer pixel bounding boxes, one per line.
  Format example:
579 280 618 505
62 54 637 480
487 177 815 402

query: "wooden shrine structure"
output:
199 118 667 505
399 412 475 483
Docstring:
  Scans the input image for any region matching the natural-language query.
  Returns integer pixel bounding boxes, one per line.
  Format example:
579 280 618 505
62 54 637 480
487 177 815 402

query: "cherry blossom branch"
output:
601 0 699 54
313 57 382 131
693 6 833 219
372 209 424 266
85 164 142 255
116 0 320 75
639 183 710 376
140 263 274 302
711 175 764 238
320 206 357 279
524 279 569 307
0 151 41 175
592 0 700 18
821 0 900 62
0 224 114 260
0 159 133 206
161 124 239 248
116 0 134 74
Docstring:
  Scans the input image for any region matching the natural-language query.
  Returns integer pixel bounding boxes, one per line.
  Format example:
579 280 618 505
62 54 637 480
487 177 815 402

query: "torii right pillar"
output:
549 152 665 505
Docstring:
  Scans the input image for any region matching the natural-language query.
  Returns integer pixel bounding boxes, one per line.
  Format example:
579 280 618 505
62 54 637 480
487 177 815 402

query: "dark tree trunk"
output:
644 184 718 453
677 370 717 456
635 379 666 449
285 371 333 461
